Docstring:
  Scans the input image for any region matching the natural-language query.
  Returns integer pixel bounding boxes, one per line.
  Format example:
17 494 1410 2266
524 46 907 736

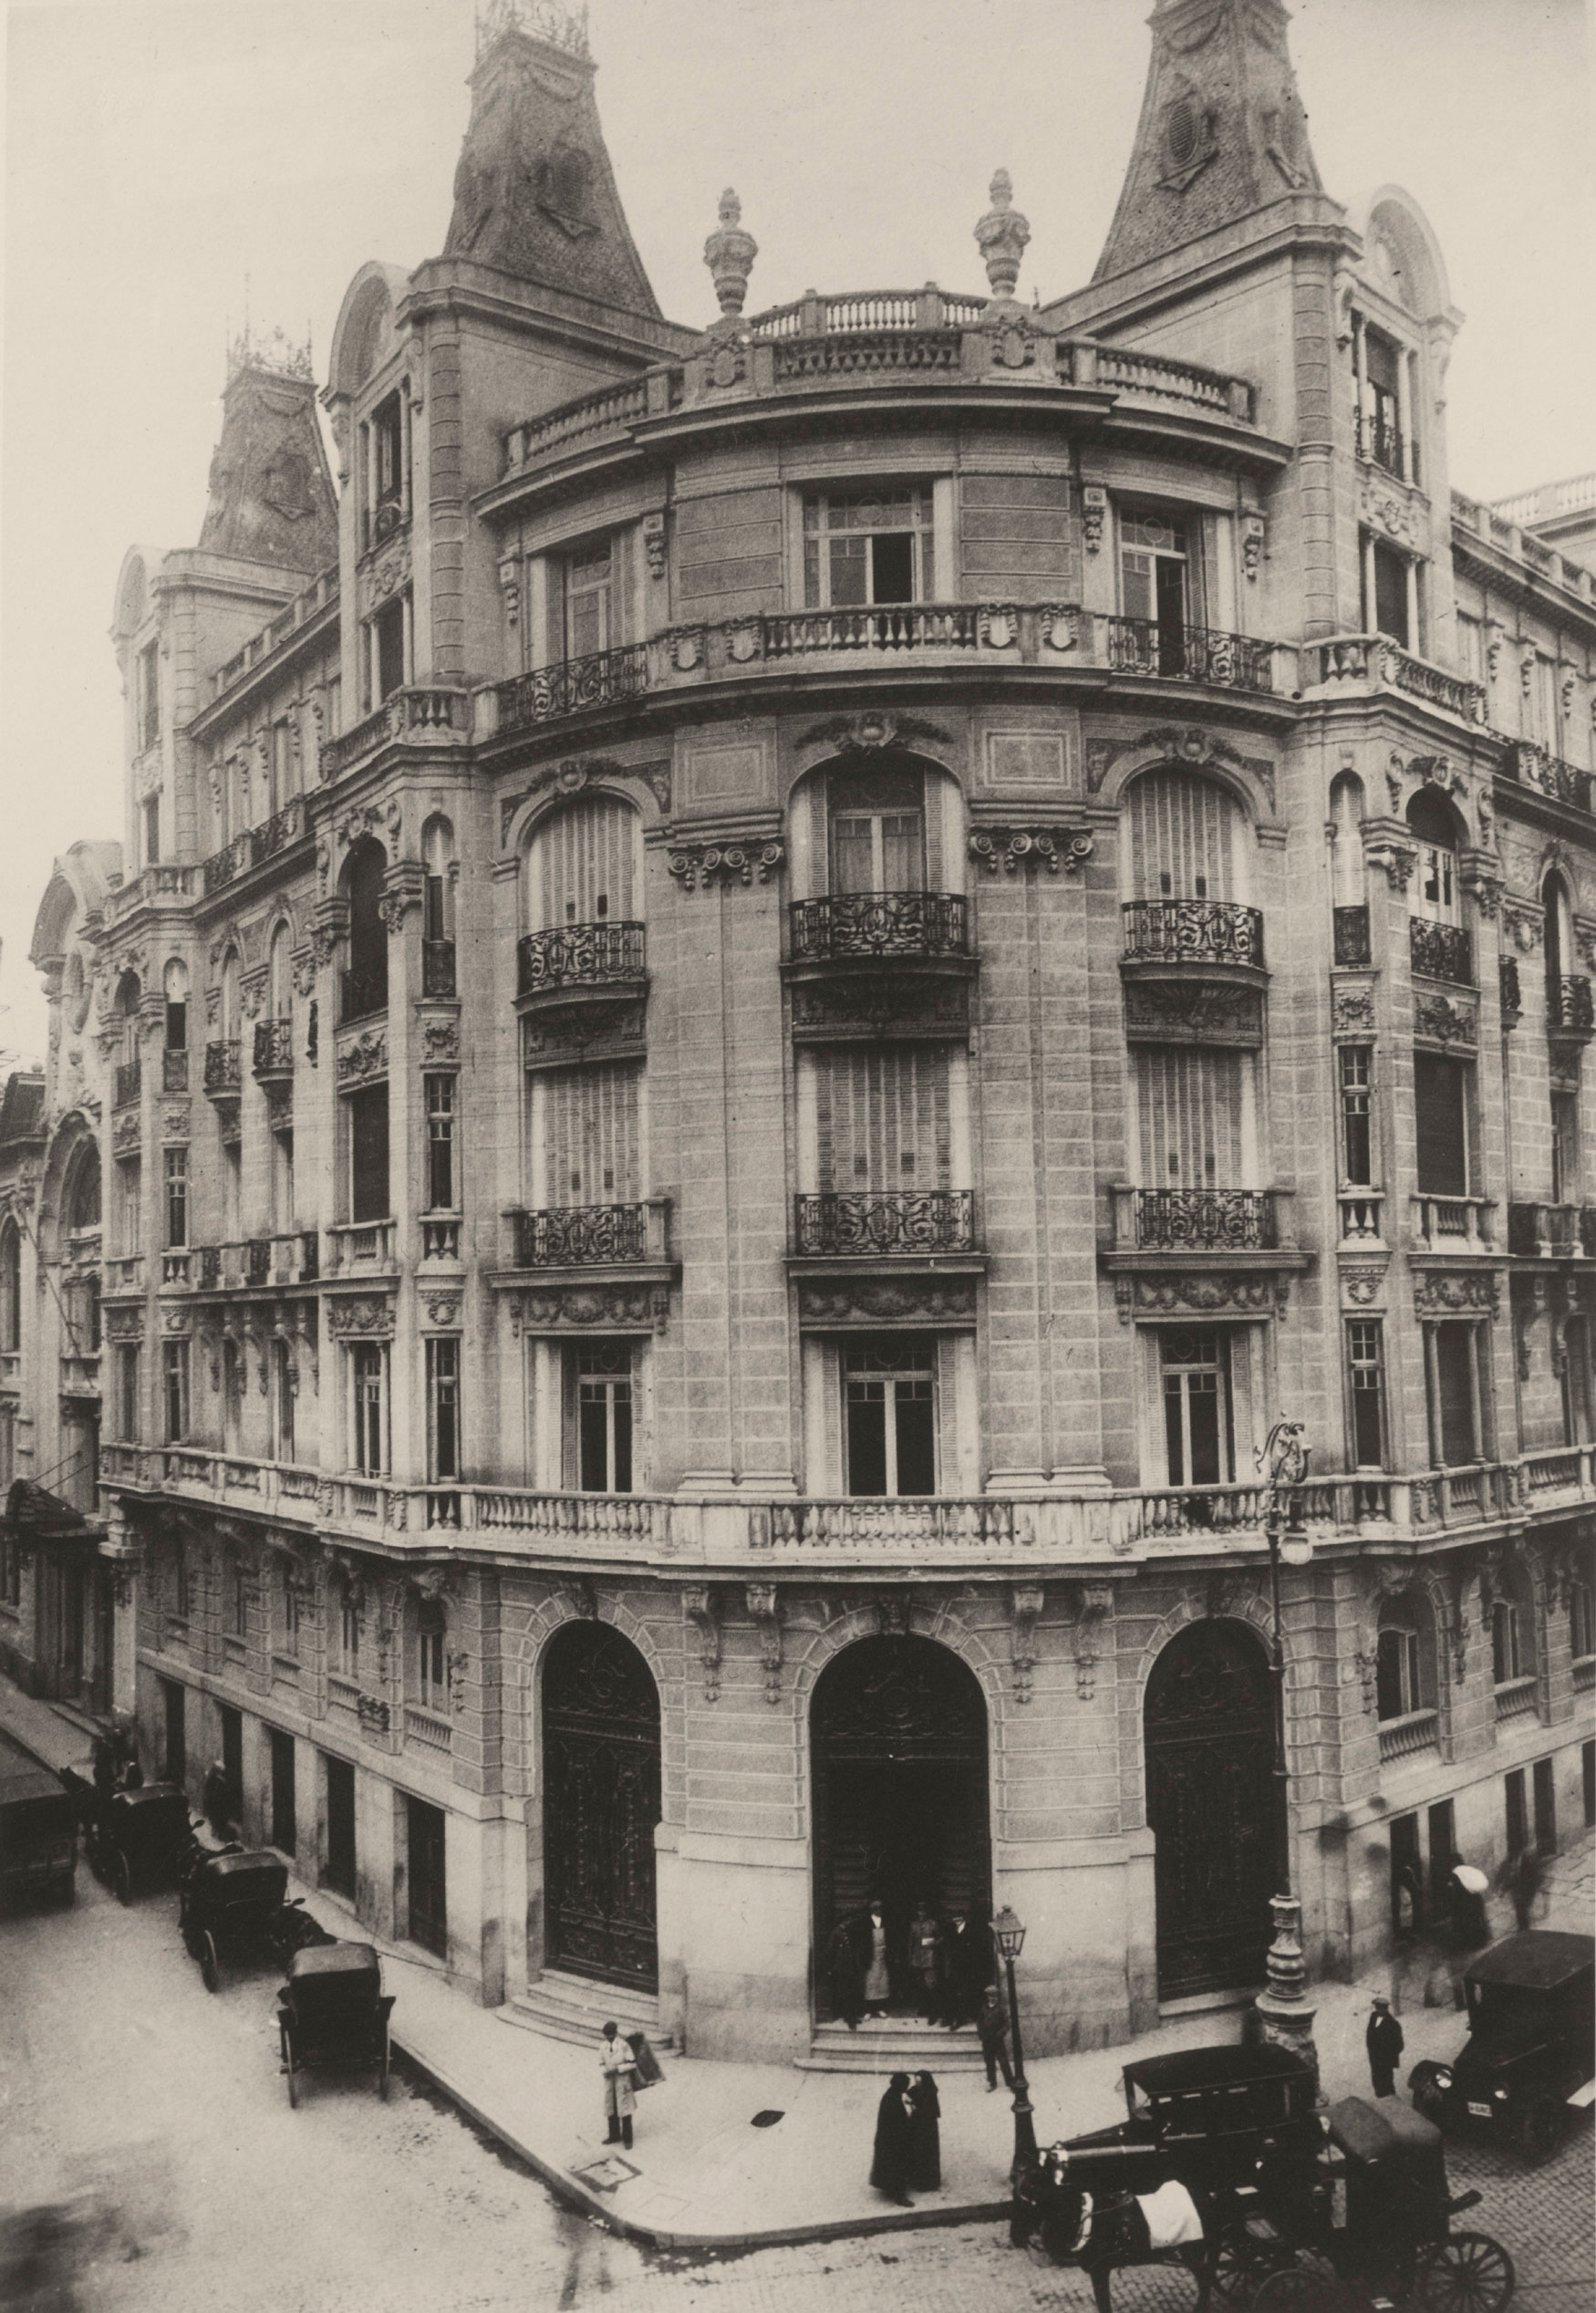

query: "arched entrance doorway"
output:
1144 1619 1277 2000
812 1634 990 2017
542 1623 660 1991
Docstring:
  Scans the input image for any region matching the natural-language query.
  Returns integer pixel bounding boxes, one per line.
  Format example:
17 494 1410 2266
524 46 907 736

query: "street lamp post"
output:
990 1903 1037 2185
1252 1419 1321 2090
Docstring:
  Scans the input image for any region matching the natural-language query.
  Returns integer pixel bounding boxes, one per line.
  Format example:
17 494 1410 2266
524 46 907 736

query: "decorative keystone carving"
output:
798 710 951 755
975 168 1030 300
1413 1270 1499 1317
683 1585 721 1703
745 1582 782 1705
570 1576 597 1621
1363 838 1416 892
876 1587 913 1639
969 826 1093 876
667 841 783 891
1010 1582 1044 1704
703 187 757 321
1068 1582 1113 1702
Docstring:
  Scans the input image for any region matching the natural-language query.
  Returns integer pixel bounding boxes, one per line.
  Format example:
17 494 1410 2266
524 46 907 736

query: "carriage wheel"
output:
1412 2233 1516 2313
200 1932 220 1995
1251 2266 1337 2313
1213 2232 1290 2303
113 1851 132 1908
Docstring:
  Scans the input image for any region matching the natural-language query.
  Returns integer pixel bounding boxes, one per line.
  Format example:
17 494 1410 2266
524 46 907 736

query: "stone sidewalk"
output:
3 1674 1588 2252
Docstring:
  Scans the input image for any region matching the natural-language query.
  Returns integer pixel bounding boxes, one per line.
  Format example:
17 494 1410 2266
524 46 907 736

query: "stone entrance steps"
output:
798 2017 987 2074
499 1967 676 2052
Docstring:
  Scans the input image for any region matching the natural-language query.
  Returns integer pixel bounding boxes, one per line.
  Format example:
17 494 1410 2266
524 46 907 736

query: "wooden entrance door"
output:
811 1634 990 2017
407 1795 448 1958
542 1623 660 1990
324 1754 356 1899
1144 1620 1277 1999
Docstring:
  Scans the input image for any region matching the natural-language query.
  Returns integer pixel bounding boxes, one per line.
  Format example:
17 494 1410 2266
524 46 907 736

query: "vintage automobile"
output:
179 1849 333 1991
276 1941 395 2107
0 1727 78 1910
1248 2095 1514 2313
1409 1928 1595 2163
84 1782 194 1905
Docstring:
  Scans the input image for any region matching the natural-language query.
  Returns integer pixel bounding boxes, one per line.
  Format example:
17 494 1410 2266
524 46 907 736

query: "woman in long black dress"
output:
907 2070 941 2190
870 2071 916 2205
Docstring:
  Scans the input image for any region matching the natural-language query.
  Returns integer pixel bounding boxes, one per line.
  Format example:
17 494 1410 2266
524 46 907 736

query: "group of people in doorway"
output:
827 1894 998 2035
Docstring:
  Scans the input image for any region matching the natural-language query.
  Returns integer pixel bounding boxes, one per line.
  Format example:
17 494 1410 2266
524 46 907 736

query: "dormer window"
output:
803 486 935 607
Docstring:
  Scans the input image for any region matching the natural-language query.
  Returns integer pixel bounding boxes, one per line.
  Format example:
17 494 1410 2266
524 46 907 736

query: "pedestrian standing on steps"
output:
599 2020 637 2149
861 1893 892 2018
907 1900 945 2022
870 2071 916 2207
1365 1996 1404 2099
977 1981 1014 2093
907 2071 941 2191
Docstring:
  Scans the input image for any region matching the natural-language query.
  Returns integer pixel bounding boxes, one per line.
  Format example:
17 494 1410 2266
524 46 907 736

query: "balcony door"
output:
843 1335 937 1497
1120 511 1201 674
526 796 639 934
530 1063 641 1211
1124 769 1239 904
1160 1328 1235 1488
829 768 925 896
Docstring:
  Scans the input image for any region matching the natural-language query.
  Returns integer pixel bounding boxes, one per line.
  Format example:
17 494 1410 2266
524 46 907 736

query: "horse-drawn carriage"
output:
276 1941 395 2107
178 1847 334 1991
1012 2045 1513 2313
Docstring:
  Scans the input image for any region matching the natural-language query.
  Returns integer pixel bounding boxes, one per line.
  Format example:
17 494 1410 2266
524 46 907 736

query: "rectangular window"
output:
163 1146 188 1250
1377 1625 1423 1719
803 485 935 608
337 1592 359 1675
1119 507 1195 671
1571 1581 1595 1664
829 766 926 895
222 1337 243 1455
139 640 161 749
1414 1054 1468 1196
1492 1598 1524 1685
426 1336 460 1483
223 1142 242 1240
843 1335 936 1497
274 1338 295 1465
1340 1047 1373 1186
165 999 187 1053
117 1159 141 1256
371 389 405 525
534 1062 640 1205
563 539 614 657
373 594 406 703
425 1074 456 1211
1551 1094 1580 1205
116 1344 139 1441
271 719 293 814
1429 1321 1479 1467
1532 1756 1557 1858
1348 1320 1386 1468
143 795 161 868
1364 534 1411 648
575 1343 633 1493
162 1339 189 1444
347 1084 389 1224
1161 1326 1234 1487
270 1728 296 1857
1504 1766 1529 1858
324 1754 356 1899
352 1343 387 1476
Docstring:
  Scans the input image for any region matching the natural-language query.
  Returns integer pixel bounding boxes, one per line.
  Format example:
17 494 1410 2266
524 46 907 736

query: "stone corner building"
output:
2 0 1592 2063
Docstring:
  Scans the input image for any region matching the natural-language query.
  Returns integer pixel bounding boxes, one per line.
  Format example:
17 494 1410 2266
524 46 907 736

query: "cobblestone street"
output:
3 1855 1591 2312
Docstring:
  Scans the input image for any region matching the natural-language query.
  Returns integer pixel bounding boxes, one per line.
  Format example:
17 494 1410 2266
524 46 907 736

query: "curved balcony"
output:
1548 975 1594 1041
785 892 974 1046
1122 899 1263 972
516 920 647 1003
203 1040 241 1098
253 1017 293 1084
1409 918 1472 986
793 1189 975 1259
1104 617 1274 694
1120 899 1266 1046
791 891 967 961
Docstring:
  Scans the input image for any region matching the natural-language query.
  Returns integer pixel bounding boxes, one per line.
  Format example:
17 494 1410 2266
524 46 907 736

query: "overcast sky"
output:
2 0 1592 1061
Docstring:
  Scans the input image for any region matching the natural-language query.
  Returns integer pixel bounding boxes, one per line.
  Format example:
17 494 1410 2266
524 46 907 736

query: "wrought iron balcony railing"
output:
1355 410 1415 483
162 1048 190 1093
512 1203 648 1267
1135 1188 1278 1250
495 643 648 739
253 1018 294 1078
790 892 969 961
113 1059 141 1109
1499 955 1522 1015
203 1041 241 1095
1508 742 1593 815
340 969 388 1023
793 1189 975 1257
422 939 457 998
1332 905 1371 967
1104 617 1274 693
1409 918 1472 985
517 920 647 999
1549 976 1594 1034
1122 899 1264 969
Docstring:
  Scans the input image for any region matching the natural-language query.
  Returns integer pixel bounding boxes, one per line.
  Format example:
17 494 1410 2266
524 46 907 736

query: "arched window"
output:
268 925 292 1022
114 970 142 1061
422 816 456 996
1570 1570 1595 1668
219 949 241 1043
342 838 388 1021
331 1573 359 1679
409 1596 450 1714
1329 773 1368 963
0 1222 20 1353
1491 1566 1537 1696
1376 1591 1437 1721
162 959 189 1084
65 1145 101 1235
1543 871 1576 1026
523 797 639 933
1405 789 1461 927
1124 769 1244 904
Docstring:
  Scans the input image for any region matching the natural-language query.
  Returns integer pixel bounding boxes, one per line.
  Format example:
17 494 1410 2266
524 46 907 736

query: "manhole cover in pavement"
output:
751 2111 784 2128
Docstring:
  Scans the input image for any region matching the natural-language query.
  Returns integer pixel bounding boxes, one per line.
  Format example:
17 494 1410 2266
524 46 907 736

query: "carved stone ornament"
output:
796 1276 978 1330
1038 604 1079 652
1363 838 1416 893
103 1304 145 1341
570 1576 598 1622
683 1585 721 1703
797 710 951 757
1414 992 1477 1048
421 1019 461 1062
325 1293 396 1338
968 826 1093 876
420 1293 461 1328
1413 1270 1499 1317
642 513 667 581
336 1028 388 1085
359 531 411 617
509 1283 670 1334
1361 486 1417 546
1124 981 1264 1047
977 602 1022 649
1502 900 1543 956
1341 1263 1388 1308
1332 989 1377 1034
112 1110 141 1156
497 555 522 629
1067 1582 1114 1703
974 168 1031 300
1241 513 1266 582
703 187 757 320
1010 1582 1044 1705
668 841 784 891
1082 484 1107 555
497 758 646 848
1114 1272 1288 1325
745 1582 782 1705
1087 724 1275 815
291 949 317 999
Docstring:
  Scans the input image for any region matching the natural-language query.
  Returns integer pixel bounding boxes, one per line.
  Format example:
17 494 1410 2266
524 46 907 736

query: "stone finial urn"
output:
703 188 758 322
975 169 1031 303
